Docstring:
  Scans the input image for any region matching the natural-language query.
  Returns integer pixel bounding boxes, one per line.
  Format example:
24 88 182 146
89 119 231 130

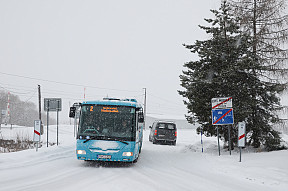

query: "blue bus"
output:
69 98 144 163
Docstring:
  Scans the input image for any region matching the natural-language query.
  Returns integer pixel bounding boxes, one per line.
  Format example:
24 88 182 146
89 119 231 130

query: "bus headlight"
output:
122 152 133 157
77 150 86 155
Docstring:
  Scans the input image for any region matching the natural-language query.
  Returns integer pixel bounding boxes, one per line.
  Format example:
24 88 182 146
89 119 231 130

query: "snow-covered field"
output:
0 125 287 191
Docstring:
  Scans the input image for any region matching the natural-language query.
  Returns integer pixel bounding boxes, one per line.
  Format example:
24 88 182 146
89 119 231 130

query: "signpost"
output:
44 98 62 147
34 120 41 152
211 97 233 156
238 122 246 162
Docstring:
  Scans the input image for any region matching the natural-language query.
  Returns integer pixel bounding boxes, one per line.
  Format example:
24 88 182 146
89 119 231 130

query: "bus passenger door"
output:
136 111 144 154
135 112 140 151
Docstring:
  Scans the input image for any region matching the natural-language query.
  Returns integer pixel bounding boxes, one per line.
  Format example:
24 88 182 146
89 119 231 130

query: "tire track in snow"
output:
0 146 75 170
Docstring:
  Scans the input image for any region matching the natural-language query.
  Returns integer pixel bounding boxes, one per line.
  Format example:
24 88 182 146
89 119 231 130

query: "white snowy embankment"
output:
0 125 287 191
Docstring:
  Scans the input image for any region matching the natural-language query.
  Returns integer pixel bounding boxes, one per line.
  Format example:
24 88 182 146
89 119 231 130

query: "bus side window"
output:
136 112 139 131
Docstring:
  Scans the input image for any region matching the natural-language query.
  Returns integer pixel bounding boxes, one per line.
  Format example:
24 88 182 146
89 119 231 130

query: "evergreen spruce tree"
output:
179 0 285 151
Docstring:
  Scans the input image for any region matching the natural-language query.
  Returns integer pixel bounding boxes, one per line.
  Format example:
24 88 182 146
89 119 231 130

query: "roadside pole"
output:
69 101 71 125
201 128 203 153
143 88 147 130
217 126 220 156
239 147 242 162
57 104 59 146
228 125 231 155
47 100 49 147
38 85 43 135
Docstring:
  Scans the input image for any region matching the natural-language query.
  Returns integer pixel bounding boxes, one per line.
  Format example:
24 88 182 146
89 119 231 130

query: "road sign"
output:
211 97 234 157
238 122 246 147
33 120 41 142
44 98 62 111
212 97 232 109
212 108 234 125
1 110 6 115
44 98 62 148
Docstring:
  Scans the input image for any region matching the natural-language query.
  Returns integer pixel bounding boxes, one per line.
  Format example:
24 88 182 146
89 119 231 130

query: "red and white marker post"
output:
34 120 41 152
238 122 246 162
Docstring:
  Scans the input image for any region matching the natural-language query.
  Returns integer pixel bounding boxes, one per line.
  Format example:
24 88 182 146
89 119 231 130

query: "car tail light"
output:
154 130 157 135
175 131 177 137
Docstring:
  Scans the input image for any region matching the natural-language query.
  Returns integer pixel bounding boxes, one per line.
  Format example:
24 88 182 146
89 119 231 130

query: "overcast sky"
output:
0 0 287 122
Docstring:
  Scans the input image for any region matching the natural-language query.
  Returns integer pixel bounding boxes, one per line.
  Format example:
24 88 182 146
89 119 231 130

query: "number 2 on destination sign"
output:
90 106 93 111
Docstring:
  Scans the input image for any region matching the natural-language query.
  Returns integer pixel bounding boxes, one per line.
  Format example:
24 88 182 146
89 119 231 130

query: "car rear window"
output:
167 124 175 130
158 123 165 129
157 123 176 130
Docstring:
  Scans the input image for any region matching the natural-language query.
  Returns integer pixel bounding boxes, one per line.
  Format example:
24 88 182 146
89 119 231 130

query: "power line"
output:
148 104 185 112
0 85 37 95
0 72 188 116
0 82 143 104
0 82 36 91
24 90 38 102
0 71 141 93
148 93 184 107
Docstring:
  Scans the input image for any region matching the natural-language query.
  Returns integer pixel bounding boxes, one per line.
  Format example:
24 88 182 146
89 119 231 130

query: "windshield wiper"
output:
105 137 129 145
83 135 108 143
117 140 129 145
83 136 97 143
83 138 92 143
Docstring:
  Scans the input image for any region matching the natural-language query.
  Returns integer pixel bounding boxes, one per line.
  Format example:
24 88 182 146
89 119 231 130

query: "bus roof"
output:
82 99 142 108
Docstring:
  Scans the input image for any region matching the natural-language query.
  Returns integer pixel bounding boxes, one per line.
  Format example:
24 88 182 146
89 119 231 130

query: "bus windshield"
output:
78 105 136 141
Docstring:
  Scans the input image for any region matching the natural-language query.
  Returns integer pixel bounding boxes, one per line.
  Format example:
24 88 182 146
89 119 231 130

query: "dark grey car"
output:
149 121 177 145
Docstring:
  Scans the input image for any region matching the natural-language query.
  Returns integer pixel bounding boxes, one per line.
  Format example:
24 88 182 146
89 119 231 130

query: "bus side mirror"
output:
69 107 76 118
149 126 152 129
138 112 144 123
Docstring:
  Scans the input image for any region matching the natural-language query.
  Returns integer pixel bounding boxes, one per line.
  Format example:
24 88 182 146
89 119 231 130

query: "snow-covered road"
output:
0 125 287 191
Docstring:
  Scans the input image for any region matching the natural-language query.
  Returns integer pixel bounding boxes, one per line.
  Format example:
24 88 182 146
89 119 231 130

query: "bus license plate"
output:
98 155 111 159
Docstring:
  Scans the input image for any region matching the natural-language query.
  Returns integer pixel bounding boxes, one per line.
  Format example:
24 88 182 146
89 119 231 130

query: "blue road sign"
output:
212 108 234 125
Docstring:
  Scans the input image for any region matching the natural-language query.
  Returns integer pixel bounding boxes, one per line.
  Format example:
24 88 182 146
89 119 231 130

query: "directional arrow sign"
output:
212 109 234 125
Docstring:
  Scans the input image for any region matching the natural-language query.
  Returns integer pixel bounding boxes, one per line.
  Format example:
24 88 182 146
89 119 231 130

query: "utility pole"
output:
38 85 41 121
38 85 43 135
69 101 71 125
143 88 147 130
57 100 59 146
47 100 49 147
